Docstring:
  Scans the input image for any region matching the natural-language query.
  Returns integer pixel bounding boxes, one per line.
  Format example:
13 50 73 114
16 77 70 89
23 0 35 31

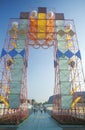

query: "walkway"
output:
17 111 63 130
0 111 85 130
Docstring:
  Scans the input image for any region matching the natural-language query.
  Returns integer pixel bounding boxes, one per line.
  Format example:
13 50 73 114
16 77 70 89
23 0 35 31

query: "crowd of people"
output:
33 106 47 114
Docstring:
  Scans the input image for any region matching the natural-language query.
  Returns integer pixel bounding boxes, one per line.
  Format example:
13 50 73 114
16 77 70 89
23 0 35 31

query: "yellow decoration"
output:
12 27 18 32
38 13 46 39
9 29 15 36
5 58 14 70
38 13 46 19
38 33 46 39
12 34 18 40
0 96 9 107
66 41 72 48
9 27 18 36
29 12 54 42
69 58 74 64
66 35 71 41
11 41 17 48
38 20 46 26
70 86 78 95
38 26 46 33
8 57 14 64
65 27 70 33
71 96 81 108
2 86 10 94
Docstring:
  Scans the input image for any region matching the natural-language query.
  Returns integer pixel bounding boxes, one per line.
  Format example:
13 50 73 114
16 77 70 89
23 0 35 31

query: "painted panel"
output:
38 13 46 39
61 95 73 109
8 94 20 108
60 82 71 95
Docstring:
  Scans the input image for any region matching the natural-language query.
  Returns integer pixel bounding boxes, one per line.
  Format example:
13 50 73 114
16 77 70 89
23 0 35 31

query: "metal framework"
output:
0 7 85 125
53 18 85 124
0 18 28 124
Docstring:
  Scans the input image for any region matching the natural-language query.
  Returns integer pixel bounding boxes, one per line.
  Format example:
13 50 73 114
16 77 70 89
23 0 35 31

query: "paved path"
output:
17 111 63 130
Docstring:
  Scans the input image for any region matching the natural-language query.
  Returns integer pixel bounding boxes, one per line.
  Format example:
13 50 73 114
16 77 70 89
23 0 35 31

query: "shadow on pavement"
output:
63 126 85 130
0 126 18 130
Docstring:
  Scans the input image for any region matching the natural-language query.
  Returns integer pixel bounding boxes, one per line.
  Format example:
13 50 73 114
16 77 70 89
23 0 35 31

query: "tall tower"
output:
0 13 28 124
0 7 85 125
53 13 85 124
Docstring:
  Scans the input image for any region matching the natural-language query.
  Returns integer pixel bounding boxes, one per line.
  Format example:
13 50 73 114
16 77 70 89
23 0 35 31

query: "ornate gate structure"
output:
0 7 85 125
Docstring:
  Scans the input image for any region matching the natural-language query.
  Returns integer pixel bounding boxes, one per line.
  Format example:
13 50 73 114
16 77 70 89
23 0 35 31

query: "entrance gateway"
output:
0 7 85 125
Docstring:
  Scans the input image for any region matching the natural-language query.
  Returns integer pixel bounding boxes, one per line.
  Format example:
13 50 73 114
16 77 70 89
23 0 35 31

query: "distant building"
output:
48 92 85 104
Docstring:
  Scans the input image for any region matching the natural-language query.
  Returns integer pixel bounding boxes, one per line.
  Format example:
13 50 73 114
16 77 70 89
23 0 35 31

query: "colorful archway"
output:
0 7 85 125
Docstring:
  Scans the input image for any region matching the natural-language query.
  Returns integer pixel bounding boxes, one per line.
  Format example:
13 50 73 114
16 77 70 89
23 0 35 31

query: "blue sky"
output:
0 0 85 102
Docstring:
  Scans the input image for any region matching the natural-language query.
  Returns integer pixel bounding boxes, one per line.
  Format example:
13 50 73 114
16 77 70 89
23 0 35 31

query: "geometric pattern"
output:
68 30 75 36
57 29 75 37
8 49 18 58
61 95 73 109
75 50 81 59
57 30 65 37
56 49 63 58
65 50 74 58
1 48 7 57
0 48 25 58
56 49 81 59
8 94 20 108
60 82 71 95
